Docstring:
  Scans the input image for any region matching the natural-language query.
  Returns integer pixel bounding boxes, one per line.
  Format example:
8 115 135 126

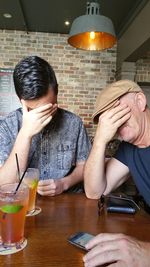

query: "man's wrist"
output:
61 177 69 192
93 138 107 151
20 127 34 139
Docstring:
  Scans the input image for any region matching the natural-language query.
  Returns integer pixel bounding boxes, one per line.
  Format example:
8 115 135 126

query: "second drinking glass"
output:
23 168 39 215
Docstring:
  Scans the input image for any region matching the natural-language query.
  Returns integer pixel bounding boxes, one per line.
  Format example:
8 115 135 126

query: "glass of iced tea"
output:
0 183 29 247
23 168 39 215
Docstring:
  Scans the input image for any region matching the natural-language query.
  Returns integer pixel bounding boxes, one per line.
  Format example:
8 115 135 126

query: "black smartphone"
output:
68 232 94 251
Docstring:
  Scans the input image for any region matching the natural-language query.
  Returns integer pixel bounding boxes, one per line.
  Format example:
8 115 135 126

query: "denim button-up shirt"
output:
0 108 91 180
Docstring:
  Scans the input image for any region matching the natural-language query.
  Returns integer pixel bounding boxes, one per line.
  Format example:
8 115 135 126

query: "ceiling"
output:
0 0 150 64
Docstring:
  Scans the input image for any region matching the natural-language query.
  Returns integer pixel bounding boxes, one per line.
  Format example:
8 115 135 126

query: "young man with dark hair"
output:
0 56 91 195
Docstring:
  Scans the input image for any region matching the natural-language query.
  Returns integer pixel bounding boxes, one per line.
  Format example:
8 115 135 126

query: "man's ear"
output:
135 92 147 111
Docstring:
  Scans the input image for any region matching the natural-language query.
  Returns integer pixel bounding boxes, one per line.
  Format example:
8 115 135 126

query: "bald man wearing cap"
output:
83 80 150 267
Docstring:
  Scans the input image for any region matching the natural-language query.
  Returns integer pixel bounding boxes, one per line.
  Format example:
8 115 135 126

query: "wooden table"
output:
1 193 150 266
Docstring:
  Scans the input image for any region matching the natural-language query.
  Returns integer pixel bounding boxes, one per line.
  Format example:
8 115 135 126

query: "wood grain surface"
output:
1 193 150 267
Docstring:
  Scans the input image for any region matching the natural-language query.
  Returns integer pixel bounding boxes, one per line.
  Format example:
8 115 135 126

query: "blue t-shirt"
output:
114 141 150 206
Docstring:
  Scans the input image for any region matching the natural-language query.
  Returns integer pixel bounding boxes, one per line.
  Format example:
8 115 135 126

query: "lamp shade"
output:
68 2 117 51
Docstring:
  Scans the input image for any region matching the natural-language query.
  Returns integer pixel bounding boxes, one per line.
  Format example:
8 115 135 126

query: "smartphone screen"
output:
68 232 94 250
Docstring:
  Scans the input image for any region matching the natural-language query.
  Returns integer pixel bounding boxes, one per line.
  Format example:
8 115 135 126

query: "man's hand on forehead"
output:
96 102 131 144
30 103 58 113
21 99 57 111
21 101 58 137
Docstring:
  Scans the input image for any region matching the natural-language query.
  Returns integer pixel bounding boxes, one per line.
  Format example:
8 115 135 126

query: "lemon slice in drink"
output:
30 179 38 189
0 204 23 214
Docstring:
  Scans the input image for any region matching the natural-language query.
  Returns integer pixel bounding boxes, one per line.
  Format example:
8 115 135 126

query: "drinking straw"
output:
15 153 21 180
14 151 35 194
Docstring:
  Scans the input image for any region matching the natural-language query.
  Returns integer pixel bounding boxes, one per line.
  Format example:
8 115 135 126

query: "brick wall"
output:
135 52 150 106
135 51 150 82
0 30 117 137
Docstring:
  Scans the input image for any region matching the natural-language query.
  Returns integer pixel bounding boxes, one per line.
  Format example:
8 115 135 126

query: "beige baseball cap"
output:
92 80 142 123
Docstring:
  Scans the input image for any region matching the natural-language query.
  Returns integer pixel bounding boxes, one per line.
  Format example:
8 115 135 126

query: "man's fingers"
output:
84 249 120 267
39 105 57 118
85 240 119 260
50 106 58 116
22 101 58 120
113 100 120 108
111 107 130 123
37 109 54 118
109 261 126 267
85 233 125 249
38 183 56 191
35 103 54 113
102 104 129 118
37 189 56 196
100 106 131 129
38 179 54 186
115 113 131 128
33 104 58 119
37 179 58 196
41 115 53 126
108 105 129 118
